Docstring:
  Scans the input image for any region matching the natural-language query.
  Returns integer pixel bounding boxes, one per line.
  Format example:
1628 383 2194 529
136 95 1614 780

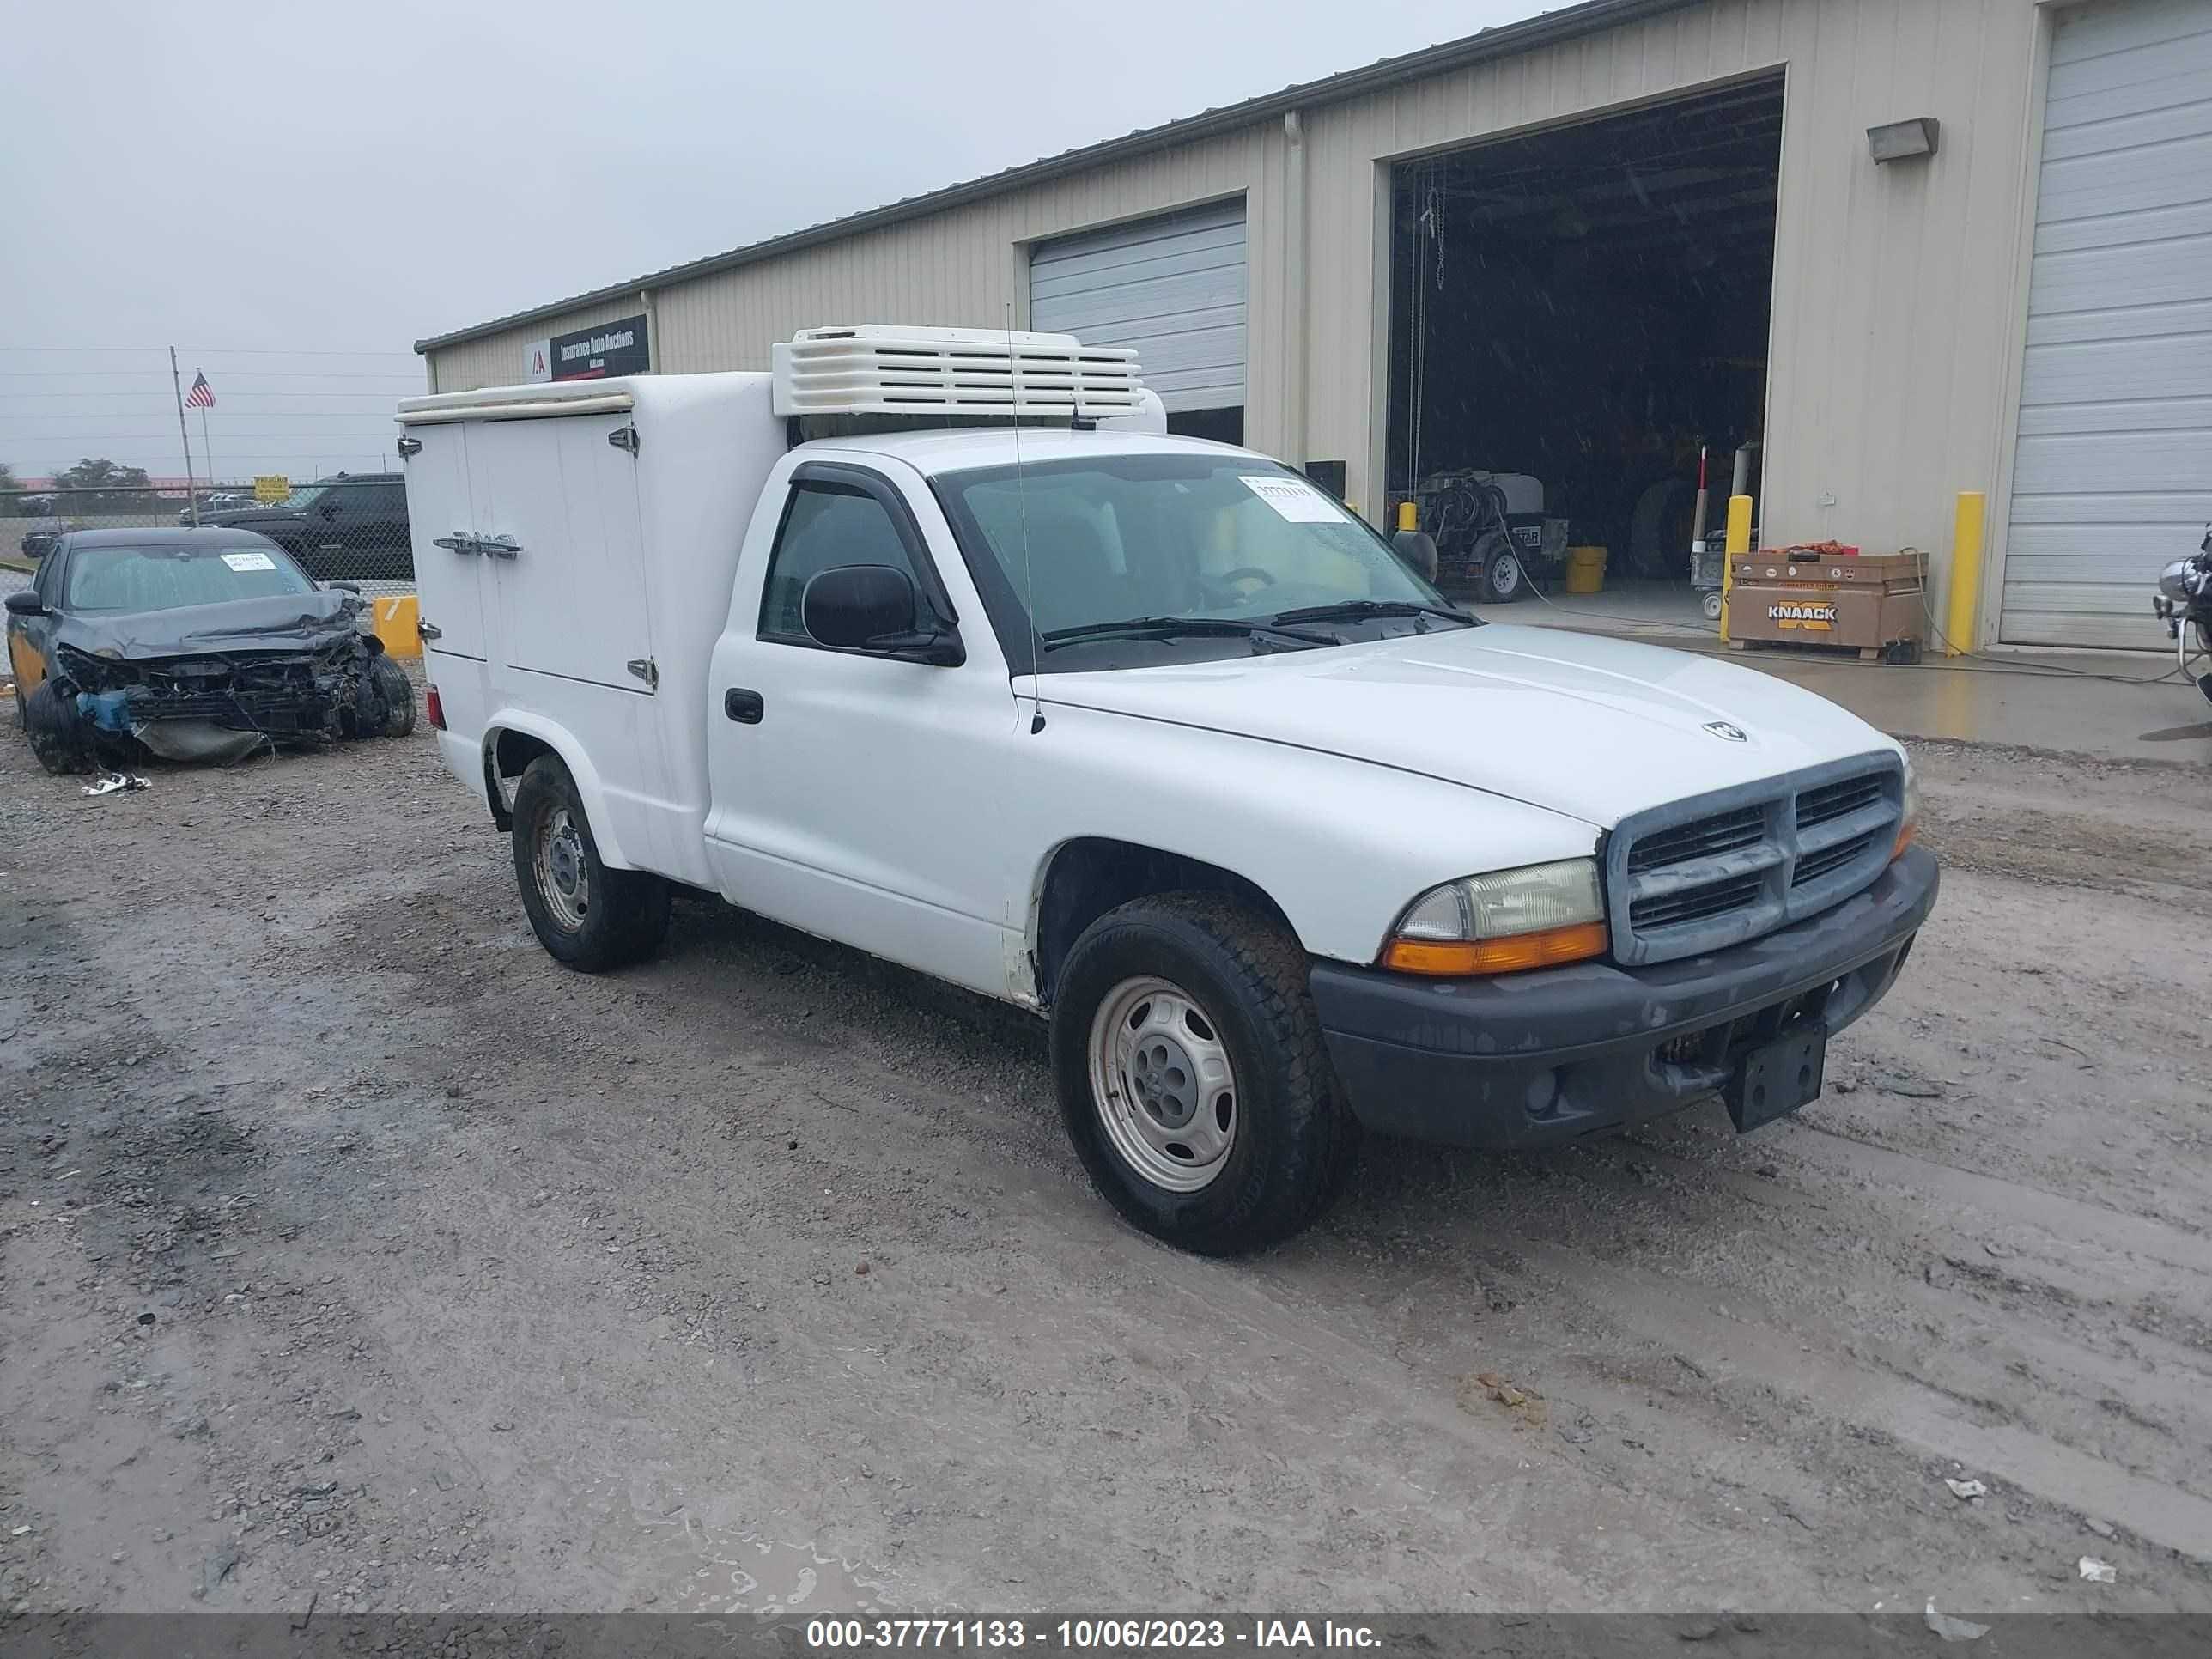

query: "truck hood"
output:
204 508 302 530
1034 623 1900 829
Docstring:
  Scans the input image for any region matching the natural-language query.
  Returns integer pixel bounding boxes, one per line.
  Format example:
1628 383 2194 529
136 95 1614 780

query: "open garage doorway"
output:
1385 75 1784 626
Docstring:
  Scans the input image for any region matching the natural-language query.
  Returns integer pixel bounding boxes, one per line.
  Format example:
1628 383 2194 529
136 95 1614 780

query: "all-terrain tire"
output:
1049 892 1360 1255
509 755 670 972
368 655 416 738
24 681 94 775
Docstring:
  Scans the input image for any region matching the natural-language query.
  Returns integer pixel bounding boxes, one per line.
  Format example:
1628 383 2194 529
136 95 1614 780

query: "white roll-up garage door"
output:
1030 200 1246 413
2002 0 2212 647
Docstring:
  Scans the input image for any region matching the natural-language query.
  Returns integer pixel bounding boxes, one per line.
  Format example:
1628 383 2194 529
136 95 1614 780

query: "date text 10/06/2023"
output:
805 1618 1383 1650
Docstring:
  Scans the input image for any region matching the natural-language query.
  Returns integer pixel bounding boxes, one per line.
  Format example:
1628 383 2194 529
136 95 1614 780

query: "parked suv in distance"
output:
202 472 413 582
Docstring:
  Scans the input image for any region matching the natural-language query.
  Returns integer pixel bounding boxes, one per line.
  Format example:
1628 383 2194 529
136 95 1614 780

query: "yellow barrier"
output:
372 594 422 659
1718 495 1753 642
1945 491 1986 656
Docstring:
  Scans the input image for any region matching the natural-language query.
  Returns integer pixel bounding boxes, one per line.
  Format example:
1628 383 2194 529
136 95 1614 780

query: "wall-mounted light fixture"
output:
1868 117 1941 163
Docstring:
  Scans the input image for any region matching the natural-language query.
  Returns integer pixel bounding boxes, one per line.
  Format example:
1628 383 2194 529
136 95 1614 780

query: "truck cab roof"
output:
798 426 1251 478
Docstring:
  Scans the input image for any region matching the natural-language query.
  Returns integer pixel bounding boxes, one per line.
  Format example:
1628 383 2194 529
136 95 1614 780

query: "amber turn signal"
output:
1382 921 1609 977
1890 818 1917 861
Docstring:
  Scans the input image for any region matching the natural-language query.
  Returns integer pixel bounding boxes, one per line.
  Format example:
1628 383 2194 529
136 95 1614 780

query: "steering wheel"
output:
1198 566 1279 605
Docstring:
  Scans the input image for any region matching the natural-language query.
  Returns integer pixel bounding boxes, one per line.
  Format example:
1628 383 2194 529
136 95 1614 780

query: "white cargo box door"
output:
403 423 491 663
465 413 655 690
2002 0 2212 647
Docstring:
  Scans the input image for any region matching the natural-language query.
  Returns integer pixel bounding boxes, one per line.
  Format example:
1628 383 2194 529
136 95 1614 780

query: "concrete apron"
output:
1469 598 2211 766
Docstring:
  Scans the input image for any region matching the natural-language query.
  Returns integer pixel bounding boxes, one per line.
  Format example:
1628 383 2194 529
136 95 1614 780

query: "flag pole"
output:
169 346 200 526
198 404 214 495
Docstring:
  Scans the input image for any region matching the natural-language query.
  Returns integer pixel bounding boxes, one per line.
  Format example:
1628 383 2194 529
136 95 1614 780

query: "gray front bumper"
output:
1309 845 1939 1149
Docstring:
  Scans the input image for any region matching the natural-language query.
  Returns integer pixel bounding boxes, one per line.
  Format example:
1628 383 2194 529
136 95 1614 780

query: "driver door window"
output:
758 481 924 644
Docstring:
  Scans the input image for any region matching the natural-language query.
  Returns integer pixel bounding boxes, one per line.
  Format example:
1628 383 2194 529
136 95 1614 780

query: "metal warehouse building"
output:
416 0 2212 651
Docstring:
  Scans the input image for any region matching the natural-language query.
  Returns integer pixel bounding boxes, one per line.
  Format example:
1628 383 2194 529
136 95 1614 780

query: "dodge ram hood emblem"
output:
1703 720 1748 742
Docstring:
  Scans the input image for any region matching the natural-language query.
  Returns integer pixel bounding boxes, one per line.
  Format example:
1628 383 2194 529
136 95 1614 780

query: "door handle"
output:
724 688 764 725
432 533 480 556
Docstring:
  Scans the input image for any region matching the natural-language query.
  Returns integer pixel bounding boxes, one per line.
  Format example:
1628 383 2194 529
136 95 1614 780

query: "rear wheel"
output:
1050 893 1358 1255
510 756 670 971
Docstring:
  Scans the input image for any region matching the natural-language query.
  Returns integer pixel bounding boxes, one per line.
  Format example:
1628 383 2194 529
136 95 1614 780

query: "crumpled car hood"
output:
52 591 363 661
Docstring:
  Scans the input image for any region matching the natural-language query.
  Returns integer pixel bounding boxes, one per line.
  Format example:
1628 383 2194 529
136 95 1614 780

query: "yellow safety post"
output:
1945 490 1986 656
1719 494 1753 642
1396 500 1419 532
372 594 422 659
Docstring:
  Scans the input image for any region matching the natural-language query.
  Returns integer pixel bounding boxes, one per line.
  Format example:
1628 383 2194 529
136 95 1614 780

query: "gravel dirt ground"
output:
2 684 2209 1619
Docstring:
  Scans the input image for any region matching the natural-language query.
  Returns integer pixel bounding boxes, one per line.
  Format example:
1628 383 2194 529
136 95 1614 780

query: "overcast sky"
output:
3 0 1540 484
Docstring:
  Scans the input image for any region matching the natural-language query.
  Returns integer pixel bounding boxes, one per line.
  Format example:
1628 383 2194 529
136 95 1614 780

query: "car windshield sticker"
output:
1239 474 1346 524
220 550 277 572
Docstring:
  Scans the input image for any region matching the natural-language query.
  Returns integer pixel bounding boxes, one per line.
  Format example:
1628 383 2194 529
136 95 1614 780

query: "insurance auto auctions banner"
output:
526 314 649 382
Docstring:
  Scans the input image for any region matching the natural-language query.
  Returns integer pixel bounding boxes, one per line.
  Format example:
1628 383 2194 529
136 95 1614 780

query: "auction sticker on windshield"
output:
1239 474 1346 524
221 550 277 572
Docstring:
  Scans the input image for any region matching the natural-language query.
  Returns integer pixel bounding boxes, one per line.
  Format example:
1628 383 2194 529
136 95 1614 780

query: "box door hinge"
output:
396 434 422 459
626 657 659 691
609 424 640 455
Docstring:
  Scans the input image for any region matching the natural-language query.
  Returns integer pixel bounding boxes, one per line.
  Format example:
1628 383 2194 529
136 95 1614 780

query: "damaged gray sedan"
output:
6 527 415 775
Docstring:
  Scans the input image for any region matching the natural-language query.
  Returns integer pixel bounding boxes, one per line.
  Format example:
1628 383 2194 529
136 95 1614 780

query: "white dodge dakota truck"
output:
397 326 1936 1255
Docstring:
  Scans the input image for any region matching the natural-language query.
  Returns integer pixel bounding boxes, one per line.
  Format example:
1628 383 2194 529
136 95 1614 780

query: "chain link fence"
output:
5 477 415 586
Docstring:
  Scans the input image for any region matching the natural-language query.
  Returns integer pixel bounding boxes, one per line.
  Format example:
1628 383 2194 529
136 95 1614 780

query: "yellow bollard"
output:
1944 491 1986 656
1718 494 1753 642
372 594 422 659
1395 500 1419 532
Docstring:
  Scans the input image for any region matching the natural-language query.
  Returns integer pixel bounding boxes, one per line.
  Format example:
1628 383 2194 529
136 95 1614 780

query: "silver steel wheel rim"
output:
1492 552 1522 596
1087 975 1238 1194
535 807 591 933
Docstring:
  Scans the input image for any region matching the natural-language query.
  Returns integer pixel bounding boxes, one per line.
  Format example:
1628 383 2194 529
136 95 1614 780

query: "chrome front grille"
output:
1606 755 1904 965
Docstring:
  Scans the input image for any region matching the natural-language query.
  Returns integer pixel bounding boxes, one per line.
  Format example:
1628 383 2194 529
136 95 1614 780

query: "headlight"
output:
52 643 121 688
1382 858 1608 976
1892 757 1920 861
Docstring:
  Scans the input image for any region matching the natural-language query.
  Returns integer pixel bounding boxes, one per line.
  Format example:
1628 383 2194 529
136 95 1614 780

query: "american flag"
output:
184 369 215 409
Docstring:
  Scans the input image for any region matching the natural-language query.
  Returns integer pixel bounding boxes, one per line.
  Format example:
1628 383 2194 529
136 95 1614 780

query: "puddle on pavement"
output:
670 1529 894 1616
554 1467 912 1614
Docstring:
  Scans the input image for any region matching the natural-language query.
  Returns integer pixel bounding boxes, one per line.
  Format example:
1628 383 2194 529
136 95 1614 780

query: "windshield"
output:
64 544 315 612
936 453 1461 667
278 483 331 511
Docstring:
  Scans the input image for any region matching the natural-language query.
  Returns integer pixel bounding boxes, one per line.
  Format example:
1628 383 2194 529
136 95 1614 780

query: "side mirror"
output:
319 500 342 519
327 580 362 595
1390 529 1440 584
801 564 963 665
5 590 46 617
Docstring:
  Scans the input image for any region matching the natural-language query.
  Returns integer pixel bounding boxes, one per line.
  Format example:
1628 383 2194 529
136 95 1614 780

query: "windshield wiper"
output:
1038 615 1334 652
1267 599 1474 630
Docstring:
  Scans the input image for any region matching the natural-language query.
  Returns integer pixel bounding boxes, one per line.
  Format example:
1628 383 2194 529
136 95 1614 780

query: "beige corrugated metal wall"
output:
426 0 2051 645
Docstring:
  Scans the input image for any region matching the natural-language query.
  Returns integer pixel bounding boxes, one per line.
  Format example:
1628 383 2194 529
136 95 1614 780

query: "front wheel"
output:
1049 893 1358 1255
367 655 416 738
510 756 670 972
24 681 94 775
